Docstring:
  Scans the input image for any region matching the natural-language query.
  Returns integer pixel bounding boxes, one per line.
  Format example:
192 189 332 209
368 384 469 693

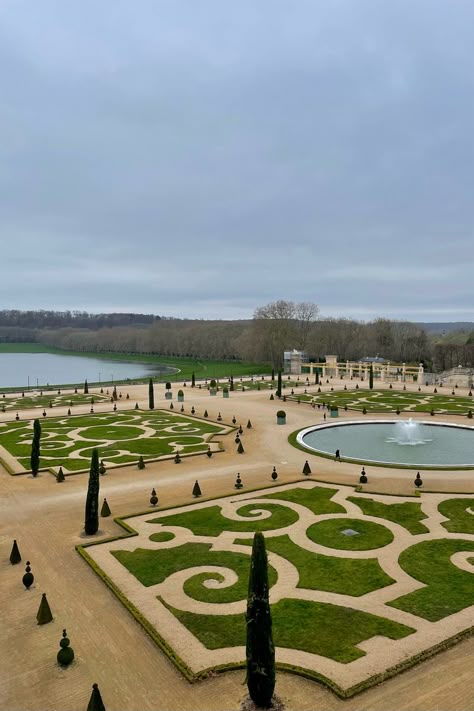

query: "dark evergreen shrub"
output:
137 456 145 469
247 419 252 428
237 441 245 454
37 593 53 625
87 683 106 711
271 467 278 480
302 461 311 475
150 488 158 506
10 539 21 565
148 378 155 410
84 450 100 535
56 467 65 483
192 480 202 497
414 472 423 488
22 561 34 589
57 629 74 666
101 498 111 517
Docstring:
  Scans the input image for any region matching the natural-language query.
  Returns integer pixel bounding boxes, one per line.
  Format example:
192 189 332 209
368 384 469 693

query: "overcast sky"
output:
1 0 473 322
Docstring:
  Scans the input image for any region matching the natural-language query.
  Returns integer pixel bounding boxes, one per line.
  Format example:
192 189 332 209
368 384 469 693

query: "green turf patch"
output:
262 486 346 515
163 597 414 662
149 503 299 536
149 531 176 543
306 518 394 550
438 498 474 534
0 410 228 472
388 539 474 620
113 543 276 603
347 497 429 535
236 534 395 596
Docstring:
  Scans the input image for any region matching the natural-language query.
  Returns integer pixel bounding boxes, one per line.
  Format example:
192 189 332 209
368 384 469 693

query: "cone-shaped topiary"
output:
56 467 65 483
150 488 158 506
414 472 423 488
36 592 53 625
239 425 243 435
302 461 311 475
192 480 202 497
246 532 275 708
10 539 21 565
87 683 106 711
57 629 74 666
271 467 278 481
468 410 473 419
22 561 34 589
359 467 368 484
235 473 243 489
174 451 181 464
101 498 111 517
135 402 139 410
247 419 252 429
148 378 154 410
169 402 174 410
237 441 245 454
207 447 212 458
84 449 100 535
137 455 145 469
204 409 208 418
99 460 106 475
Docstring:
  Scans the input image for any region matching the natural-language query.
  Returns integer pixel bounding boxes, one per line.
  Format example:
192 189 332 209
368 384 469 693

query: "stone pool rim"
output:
295 419 474 470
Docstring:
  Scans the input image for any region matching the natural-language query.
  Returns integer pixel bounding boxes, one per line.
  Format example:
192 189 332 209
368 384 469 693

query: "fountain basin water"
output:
297 420 474 469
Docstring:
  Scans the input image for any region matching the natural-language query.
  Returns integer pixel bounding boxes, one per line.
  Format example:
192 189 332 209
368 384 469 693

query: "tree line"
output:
0 305 472 371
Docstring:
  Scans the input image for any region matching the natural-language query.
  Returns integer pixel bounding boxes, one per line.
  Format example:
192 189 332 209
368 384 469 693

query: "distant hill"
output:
417 322 474 334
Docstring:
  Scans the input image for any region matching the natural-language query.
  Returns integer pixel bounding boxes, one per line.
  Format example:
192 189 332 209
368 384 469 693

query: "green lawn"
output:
237 534 394 596
438 498 474 534
148 502 300 536
347 497 429 535
262 486 346 515
388 539 474 620
306 518 394 550
293 389 473 415
0 410 228 472
113 543 277 603
163 598 414 663
0 391 111 412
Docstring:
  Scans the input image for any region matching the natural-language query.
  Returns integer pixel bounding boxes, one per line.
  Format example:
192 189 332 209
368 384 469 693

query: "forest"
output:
0 304 472 372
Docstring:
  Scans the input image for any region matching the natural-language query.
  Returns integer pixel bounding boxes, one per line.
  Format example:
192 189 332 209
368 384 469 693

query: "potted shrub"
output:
165 382 172 400
222 386 229 399
177 389 184 403
276 410 286 425
330 404 339 418
209 379 217 396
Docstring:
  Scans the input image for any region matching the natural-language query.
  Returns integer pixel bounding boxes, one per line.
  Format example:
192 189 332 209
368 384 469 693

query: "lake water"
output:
0 353 178 389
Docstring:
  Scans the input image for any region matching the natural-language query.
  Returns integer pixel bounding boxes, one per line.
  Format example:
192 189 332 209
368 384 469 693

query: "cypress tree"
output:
30 418 41 476
10 539 21 565
87 683 106 711
276 371 282 398
113 385 118 401
369 364 374 390
36 593 53 625
246 532 275 708
84 379 89 394
84 449 100 535
191 371 196 388
101 498 111 517
271 368 275 381
230 375 234 392
192 480 202 497
148 378 154 410
315 370 319 385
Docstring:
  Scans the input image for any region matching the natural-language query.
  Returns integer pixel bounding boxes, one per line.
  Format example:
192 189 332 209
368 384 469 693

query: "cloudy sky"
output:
1 0 473 321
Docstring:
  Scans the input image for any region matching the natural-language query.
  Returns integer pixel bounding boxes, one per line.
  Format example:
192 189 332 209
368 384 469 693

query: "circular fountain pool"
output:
297 420 474 469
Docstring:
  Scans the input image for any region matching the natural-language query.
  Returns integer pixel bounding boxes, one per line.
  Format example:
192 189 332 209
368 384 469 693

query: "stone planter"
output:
177 392 184 403
330 409 339 418
222 390 229 398
165 392 172 400
276 411 286 425
209 388 217 396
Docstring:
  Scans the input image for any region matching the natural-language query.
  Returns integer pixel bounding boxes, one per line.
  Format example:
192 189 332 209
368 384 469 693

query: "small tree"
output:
137 455 145 469
87 683 106 711
84 449 100 535
271 368 275 381
36 593 53 625
369 364 374 390
101 498 111 517
246 532 275 708
191 371 196 387
230 375 234 392
192 480 202 497
113 385 118 401
84 380 89 394
10 540 21 565
30 419 41 476
148 378 154 410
